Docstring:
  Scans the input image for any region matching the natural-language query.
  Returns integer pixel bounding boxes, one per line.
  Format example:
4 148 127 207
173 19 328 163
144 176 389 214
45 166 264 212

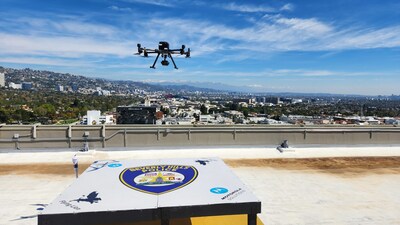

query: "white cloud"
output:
247 84 263 88
0 57 92 67
175 69 395 79
280 3 294 11
326 26 400 50
53 21 118 37
0 33 133 57
108 5 132 12
218 2 296 13
240 69 397 78
274 17 333 34
13 17 118 38
143 16 400 54
220 3 276 13
2 11 400 71
120 0 174 7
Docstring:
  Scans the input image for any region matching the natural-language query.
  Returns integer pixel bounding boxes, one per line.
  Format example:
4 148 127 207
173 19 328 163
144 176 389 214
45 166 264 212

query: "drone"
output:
136 41 190 69
72 191 102 204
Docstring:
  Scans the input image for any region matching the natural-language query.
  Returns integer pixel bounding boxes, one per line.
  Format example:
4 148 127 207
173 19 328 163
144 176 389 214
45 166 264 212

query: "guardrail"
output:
1 125 400 149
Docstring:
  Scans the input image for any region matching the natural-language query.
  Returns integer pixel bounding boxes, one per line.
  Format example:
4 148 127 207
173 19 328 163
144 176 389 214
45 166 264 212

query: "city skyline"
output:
1 0 400 95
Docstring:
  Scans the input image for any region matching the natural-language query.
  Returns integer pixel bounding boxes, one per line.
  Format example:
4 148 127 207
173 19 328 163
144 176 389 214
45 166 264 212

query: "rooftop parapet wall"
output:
1 125 400 149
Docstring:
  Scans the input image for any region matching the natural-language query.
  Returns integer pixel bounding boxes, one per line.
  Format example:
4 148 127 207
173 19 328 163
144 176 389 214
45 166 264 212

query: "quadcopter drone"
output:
136 41 190 69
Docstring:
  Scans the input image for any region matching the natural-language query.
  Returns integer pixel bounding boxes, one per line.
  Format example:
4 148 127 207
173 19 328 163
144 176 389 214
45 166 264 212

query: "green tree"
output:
200 104 208 114
242 108 249 117
35 104 56 119
0 109 10 123
12 109 35 123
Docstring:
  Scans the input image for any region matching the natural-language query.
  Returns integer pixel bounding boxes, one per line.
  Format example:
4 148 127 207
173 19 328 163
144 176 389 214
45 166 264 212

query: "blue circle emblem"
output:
210 187 228 194
108 163 122 168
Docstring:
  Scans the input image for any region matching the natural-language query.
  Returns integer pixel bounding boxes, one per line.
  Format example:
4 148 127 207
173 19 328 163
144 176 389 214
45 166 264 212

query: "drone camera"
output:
161 60 169 66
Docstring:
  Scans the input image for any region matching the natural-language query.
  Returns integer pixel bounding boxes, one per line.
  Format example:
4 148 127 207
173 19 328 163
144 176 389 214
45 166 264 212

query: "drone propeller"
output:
186 48 191 58
179 45 186 55
136 43 143 55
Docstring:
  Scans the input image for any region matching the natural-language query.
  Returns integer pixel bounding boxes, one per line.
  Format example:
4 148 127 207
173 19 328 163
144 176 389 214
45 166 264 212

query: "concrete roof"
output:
1 146 400 225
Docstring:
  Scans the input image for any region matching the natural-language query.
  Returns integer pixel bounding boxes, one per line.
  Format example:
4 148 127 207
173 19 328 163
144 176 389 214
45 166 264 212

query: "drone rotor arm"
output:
169 50 182 54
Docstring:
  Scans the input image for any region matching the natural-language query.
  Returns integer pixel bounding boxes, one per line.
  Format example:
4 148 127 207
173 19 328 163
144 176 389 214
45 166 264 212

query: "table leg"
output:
248 214 257 225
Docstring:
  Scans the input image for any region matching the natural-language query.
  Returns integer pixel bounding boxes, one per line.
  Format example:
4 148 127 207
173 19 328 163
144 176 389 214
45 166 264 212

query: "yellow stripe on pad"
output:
107 215 264 225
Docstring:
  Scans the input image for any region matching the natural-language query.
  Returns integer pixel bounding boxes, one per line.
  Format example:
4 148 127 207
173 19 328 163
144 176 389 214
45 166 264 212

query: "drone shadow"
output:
10 203 48 221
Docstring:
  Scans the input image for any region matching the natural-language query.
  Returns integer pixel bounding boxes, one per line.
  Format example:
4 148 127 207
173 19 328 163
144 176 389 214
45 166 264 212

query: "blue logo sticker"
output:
120 165 198 195
210 187 229 194
108 163 122 168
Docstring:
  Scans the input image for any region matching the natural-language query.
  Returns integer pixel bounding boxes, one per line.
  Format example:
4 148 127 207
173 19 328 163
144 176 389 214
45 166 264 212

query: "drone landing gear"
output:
150 53 178 69
168 53 178 70
150 53 160 69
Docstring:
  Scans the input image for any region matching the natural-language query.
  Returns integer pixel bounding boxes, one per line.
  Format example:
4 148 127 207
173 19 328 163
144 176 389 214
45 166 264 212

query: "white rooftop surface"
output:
1 145 400 225
2 145 400 164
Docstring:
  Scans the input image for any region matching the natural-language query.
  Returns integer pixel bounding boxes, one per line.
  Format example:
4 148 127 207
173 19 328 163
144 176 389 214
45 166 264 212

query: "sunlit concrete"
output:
1 146 400 225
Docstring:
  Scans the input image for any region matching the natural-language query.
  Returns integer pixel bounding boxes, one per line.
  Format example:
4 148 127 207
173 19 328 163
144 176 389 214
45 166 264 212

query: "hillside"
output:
1 66 219 94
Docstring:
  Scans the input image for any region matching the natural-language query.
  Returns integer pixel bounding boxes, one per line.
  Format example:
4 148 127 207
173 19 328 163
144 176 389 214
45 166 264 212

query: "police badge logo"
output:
119 165 198 195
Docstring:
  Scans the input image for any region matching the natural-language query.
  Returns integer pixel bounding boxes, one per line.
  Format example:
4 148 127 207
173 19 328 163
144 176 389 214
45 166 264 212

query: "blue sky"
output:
1 0 400 95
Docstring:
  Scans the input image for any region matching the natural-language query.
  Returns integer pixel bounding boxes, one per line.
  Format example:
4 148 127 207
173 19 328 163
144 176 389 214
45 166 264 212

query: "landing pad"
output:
38 158 261 225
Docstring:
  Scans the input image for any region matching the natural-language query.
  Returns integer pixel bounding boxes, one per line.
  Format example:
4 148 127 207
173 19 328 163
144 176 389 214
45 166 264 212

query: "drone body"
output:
136 41 190 69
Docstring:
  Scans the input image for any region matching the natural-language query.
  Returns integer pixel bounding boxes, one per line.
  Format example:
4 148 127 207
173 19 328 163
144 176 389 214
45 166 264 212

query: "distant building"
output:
199 115 214 123
223 110 245 123
233 98 253 104
71 84 78 92
22 82 33 90
384 117 399 125
175 117 194 125
291 99 303 104
265 97 281 104
94 90 111 96
81 110 114 125
117 106 159 124
9 82 22 89
56 85 64 92
0 72 5 87
280 115 313 124
365 117 380 125
256 97 266 103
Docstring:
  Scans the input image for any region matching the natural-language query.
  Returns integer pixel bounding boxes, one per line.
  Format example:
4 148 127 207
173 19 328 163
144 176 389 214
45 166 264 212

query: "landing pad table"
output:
39 158 261 225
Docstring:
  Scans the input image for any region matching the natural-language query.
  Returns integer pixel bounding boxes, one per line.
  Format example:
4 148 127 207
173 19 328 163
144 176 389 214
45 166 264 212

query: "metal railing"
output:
1 125 400 149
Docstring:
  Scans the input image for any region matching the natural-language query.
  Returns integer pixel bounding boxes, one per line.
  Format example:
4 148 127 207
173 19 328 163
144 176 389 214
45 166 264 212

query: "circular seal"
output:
120 165 198 195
